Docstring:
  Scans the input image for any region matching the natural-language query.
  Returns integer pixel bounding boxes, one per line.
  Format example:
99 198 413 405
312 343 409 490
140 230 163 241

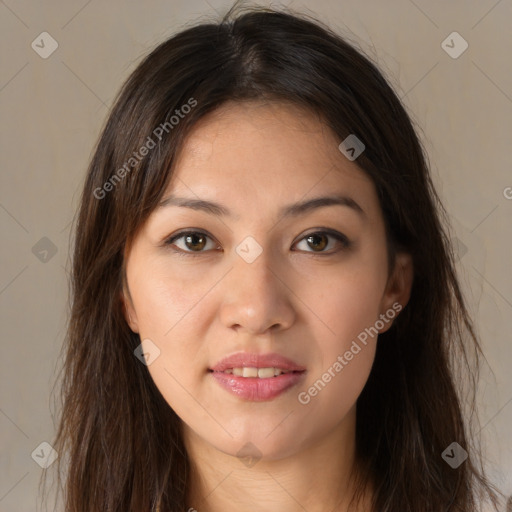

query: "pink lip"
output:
210 372 306 401
209 352 307 401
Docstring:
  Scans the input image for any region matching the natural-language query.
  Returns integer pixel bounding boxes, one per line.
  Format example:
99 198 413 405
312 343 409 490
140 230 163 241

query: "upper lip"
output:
210 352 307 372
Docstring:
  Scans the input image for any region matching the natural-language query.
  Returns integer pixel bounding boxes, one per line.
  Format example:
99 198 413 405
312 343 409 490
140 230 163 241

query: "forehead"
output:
164 100 378 219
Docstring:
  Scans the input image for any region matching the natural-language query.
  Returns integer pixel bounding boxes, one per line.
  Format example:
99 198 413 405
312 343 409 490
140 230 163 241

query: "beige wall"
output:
1 1 511 510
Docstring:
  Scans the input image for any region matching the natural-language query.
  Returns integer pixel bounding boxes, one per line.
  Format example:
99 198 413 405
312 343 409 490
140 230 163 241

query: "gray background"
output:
0 1 511 510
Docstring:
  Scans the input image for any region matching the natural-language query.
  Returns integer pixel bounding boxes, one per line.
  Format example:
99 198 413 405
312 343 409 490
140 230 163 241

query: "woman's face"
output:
122 100 412 462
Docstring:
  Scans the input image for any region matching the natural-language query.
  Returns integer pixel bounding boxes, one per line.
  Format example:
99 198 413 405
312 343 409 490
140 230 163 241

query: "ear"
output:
120 285 139 334
378 251 413 334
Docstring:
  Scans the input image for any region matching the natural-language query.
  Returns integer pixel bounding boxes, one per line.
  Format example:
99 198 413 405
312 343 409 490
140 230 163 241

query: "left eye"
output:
164 229 350 255
293 231 350 253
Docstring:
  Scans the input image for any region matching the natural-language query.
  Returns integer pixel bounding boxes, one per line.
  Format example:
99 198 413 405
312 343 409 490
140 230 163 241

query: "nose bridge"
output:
219 239 294 334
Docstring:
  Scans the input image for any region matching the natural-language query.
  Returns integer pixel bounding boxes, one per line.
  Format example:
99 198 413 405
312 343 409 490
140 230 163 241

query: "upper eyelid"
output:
166 229 218 246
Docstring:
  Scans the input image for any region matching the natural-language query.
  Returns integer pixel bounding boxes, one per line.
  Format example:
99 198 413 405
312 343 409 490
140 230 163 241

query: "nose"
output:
219 248 296 336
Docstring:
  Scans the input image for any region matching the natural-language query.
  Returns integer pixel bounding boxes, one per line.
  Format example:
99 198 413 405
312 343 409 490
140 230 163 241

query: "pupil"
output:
307 234 327 251
186 234 205 251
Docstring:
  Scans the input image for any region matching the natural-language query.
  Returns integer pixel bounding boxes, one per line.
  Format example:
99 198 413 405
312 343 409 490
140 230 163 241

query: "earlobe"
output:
378 251 414 334
120 289 139 333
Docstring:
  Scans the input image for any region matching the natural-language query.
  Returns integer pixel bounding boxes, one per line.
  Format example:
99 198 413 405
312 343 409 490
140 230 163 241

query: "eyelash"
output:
163 229 352 257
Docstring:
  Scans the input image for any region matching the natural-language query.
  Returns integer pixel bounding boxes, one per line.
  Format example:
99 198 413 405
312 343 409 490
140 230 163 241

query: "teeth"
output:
222 367 292 378
257 367 275 378
243 367 259 378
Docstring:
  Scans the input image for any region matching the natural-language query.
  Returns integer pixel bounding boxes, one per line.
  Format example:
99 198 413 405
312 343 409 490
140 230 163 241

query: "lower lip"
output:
210 371 306 401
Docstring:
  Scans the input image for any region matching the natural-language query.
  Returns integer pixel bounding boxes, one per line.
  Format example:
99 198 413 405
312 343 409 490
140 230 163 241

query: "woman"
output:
42 3 503 511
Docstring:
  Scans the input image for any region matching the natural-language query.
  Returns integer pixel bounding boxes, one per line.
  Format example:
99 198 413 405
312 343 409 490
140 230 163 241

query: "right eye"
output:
164 230 220 256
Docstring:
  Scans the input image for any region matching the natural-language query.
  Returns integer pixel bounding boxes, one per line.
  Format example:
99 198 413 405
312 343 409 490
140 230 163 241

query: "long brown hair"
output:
41 2 503 511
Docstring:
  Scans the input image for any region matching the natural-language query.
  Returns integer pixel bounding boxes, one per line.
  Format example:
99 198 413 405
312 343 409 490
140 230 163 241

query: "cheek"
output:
128 269 206 405
302 259 385 345
292 259 383 415
133 280 205 370
129 261 210 339
297 280 379 426
295 339 376 441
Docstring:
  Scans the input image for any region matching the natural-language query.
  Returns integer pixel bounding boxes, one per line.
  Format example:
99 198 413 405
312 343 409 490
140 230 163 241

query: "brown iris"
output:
306 233 328 251
184 233 207 251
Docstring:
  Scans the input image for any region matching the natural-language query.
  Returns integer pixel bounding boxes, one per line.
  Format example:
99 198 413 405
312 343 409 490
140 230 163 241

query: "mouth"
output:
208 352 307 401
208 367 305 378
209 351 306 373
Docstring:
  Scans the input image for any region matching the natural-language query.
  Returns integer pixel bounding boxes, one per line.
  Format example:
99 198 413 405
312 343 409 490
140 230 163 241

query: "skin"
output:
121 100 413 512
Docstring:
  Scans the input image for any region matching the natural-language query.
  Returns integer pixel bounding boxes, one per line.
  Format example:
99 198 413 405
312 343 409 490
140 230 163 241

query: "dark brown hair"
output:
42 3 503 511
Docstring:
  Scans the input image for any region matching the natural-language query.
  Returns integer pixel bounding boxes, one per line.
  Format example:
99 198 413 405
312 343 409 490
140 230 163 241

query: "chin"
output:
210 425 310 464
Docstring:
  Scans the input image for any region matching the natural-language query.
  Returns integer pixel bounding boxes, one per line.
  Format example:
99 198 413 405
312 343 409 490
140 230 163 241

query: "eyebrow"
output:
157 194 366 220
